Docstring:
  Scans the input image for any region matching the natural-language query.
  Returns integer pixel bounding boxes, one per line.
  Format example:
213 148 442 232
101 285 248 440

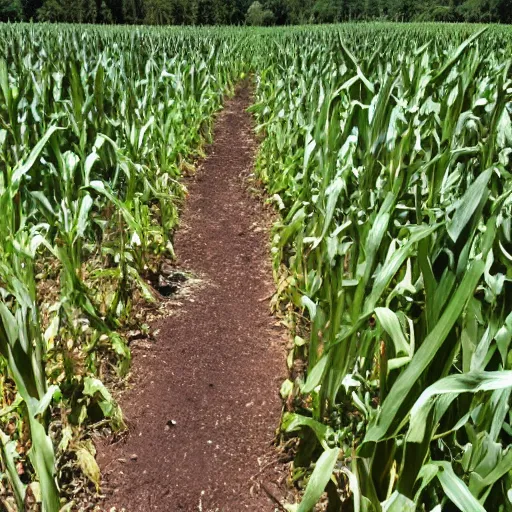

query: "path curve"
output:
98 85 286 511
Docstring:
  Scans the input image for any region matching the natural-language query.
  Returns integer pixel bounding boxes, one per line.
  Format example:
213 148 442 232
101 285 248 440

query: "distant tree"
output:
123 0 143 23
413 0 458 21
457 0 499 21
285 0 313 23
104 0 123 22
364 0 383 18
17 0 512 26
144 0 173 24
496 0 512 22
0 0 22 20
83 0 97 22
37 0 97 22
37 0 98 23
196 0 216 23
245 0 274 24
264 0 289 23
174 0 199 24
21 0 42 19
384 0 416 19
344 0 365 18
99 0 113 22
313 0 338 21
214 0 237 23
231 0 251 22
37 0 65 20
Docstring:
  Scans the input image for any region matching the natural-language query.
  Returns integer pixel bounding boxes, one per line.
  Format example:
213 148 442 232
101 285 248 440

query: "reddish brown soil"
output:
97 85 288 511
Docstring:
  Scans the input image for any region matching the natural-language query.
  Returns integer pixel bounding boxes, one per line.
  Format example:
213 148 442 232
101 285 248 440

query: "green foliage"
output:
312 0 338 22
4 0 512 24
246 0 274 25
0 23 249 509
144 0 174 23
37 0 97 22
0 0 22 20
251 23 512 511
99 0 112 22
1 20 512 512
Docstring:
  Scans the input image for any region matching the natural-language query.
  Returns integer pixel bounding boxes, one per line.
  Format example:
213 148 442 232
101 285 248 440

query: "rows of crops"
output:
252 24 512 511
0 24 249 511
1 22 512 512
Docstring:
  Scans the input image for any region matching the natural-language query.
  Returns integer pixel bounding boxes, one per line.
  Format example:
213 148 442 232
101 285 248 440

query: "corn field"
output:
252 23 512 512
0 21 511 512
0 23 248 511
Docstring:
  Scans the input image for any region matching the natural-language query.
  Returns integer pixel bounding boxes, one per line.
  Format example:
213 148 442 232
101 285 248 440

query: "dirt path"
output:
97 85 287 511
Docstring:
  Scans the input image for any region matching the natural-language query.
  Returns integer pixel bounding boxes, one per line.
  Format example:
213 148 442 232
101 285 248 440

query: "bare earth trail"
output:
97 86 287 511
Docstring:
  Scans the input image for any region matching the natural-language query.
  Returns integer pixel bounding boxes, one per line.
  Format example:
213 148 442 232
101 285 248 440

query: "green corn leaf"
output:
430 27 488 85
406 371 512 459
362 258 485 450
381 491 415 512
434 462 486 512
297 447 340 512
76 194 94 240
302 353 330 394
362 224 439 317
447 168 492 243
282 412 334 450
11 126 64 187
375 308 410 357
0 430 26 510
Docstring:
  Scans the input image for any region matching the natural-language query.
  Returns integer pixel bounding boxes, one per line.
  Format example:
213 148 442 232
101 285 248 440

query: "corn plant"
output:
1 21 512 511
252 23 512 512
0 23 251 509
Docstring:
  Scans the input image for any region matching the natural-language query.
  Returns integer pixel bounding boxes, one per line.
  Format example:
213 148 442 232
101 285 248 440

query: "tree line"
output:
0 0 511 26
